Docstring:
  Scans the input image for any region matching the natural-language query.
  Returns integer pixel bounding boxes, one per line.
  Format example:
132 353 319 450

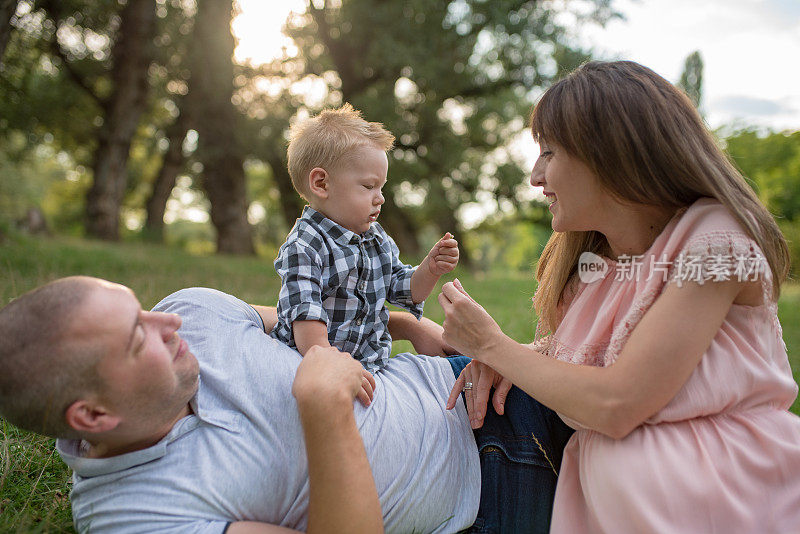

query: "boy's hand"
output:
357 367 376 407
426 232 459 276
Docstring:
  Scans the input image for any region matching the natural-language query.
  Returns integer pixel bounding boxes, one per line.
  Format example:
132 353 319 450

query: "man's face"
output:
317 143 388 234
72 281 199 428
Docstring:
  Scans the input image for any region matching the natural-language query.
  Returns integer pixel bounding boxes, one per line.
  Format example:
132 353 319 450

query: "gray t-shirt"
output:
57 288 480 533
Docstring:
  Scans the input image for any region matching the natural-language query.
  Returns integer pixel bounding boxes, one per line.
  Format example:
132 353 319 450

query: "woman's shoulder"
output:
664 197 758 255
679 197 746 234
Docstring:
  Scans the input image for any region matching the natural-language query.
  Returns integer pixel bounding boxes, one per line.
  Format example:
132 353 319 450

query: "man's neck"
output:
84 403 193 459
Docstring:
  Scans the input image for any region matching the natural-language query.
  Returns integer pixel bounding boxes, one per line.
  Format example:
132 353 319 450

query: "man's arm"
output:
251 305 331 354
255 303 453 357
388 311 457 357
227 346 383 534
252 305 278 333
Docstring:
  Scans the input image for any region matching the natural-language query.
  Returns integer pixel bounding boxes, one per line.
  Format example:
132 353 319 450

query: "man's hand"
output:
293 346 369 408
426 232 459 276
290 346 384 534
292 344 376 407
357 367 376 407
388 312 458 357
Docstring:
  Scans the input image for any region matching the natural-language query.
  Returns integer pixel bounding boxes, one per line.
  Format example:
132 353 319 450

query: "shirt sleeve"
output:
274 241 329 326
384 233 424 319
153 288 264 331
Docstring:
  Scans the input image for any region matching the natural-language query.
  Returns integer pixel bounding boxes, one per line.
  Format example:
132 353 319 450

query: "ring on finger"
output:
462 381 473 392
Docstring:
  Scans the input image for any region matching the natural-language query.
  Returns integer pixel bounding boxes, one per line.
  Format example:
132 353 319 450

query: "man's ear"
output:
308 168 329 199
65 399 122 434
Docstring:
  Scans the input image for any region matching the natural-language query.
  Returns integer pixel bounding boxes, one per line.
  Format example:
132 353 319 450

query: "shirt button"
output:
355 318 363 326
359 282 366 291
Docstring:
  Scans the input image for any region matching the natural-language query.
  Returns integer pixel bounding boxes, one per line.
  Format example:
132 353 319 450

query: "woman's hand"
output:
437 279 505 359
446 360 513 429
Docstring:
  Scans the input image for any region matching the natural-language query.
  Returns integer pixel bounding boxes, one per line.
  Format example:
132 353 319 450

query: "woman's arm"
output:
439 277 748 439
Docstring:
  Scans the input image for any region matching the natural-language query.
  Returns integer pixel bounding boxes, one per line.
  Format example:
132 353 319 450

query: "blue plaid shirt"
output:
271 206 423 371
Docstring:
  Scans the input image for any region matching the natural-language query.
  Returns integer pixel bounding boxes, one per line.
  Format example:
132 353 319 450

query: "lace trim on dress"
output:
533 231 784 367
530 334 609 367
604 231 781 366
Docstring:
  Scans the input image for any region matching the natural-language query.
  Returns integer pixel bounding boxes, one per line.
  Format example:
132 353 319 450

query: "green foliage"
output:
678 50 703 109
467 219 551 273
0 132 87 232
248 0 618 253
725 129 800 221
723 128 800 274
0 421 74 533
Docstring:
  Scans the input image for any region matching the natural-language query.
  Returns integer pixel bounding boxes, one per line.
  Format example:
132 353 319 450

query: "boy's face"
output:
316 143 388 234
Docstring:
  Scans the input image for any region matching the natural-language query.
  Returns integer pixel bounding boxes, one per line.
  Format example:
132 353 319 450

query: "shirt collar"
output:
56 413 200 478
302 206 382 245
55 376 235 478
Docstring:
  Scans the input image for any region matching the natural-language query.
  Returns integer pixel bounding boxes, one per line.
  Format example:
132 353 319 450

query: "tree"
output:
725 127 800 274
144 93 191 240
83 0 156 239
255 0 616 262
189 0 253 254
0 0 18 61
20 0 157 240
142 1 198 241
725 128 800 221
678 50 703 109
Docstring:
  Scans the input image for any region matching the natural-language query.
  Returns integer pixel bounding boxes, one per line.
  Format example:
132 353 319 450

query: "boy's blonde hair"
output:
287 103 395 200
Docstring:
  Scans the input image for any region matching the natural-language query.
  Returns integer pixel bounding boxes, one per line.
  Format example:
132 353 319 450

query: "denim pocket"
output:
470 444 559 534
473 385 570 472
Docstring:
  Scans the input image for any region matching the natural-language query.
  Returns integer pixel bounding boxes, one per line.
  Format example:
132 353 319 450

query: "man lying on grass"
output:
0 276 572 533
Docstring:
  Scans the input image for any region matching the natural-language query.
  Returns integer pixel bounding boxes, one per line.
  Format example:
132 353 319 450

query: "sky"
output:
233 0 800 133
577 0 800 131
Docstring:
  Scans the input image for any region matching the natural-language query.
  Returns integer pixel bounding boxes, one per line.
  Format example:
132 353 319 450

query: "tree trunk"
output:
0 0 17 62
85 0 156 240
190 0 254 255
144 111 188 241
263 150 304 229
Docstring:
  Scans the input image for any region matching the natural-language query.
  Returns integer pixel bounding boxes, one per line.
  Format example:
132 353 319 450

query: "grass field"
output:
1 234 799 532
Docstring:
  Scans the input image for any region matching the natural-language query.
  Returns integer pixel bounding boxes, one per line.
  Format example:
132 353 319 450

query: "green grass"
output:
1 233 799 532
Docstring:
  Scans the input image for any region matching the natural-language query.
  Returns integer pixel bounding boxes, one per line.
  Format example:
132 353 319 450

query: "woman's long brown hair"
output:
530 61 790 334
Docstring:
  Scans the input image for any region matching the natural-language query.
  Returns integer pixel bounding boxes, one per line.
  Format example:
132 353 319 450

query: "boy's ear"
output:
65 399 122 434
308 168 329 199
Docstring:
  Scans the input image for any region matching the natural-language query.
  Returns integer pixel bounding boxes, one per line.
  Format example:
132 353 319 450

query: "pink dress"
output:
542 198 800 533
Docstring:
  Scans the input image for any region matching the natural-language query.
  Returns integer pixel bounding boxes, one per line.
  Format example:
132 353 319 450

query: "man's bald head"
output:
0 276 107 438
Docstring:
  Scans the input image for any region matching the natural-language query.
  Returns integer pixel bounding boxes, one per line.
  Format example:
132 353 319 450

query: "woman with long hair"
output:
440 60 800 532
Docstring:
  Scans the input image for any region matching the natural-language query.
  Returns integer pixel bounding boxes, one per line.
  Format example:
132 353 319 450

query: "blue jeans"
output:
447 356 574 534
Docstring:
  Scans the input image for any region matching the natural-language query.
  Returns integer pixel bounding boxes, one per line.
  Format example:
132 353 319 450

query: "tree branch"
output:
37 0 107 108
46 36 107 109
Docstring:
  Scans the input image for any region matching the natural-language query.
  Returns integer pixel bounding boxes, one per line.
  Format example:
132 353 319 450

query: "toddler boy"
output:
271 104 459 375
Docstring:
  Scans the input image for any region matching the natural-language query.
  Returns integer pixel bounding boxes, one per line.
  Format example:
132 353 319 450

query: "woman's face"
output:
530 141 613 233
